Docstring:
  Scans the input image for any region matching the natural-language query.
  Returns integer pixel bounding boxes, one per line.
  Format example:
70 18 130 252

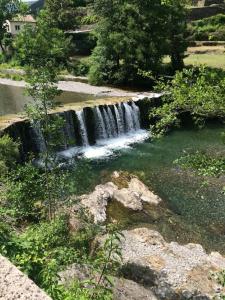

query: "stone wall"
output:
0 255 52 300
192 0 224 6
188 4 225 20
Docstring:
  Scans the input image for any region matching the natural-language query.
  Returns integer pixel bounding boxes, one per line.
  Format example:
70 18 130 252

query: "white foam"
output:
59 130 149 160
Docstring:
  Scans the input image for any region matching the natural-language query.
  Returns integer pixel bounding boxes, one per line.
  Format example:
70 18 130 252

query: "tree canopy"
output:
89 0 188 85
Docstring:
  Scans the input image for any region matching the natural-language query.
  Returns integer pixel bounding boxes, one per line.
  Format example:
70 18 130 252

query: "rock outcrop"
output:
119 228 225 300
59 263 158 300
79 175 162 223
0 255 52 300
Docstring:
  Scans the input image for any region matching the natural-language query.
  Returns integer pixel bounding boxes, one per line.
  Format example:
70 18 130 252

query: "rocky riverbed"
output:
1 172 225 299
63 172 225 300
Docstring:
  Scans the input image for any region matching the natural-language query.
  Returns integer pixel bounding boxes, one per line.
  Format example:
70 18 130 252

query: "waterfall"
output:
62 111 76 148
114 105 124 135
94 101 141 141
76 110 89 147
107 106 117 138
94 107 108 140
102 108 113 138
131 102 141 130
123 103 135 132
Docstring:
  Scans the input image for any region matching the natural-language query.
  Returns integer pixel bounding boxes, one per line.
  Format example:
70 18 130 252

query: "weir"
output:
2 97 160 160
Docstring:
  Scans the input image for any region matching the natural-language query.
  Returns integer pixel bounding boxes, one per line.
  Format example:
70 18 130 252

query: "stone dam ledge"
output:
0 78 161 132
0 255 52 300
0 77 160 98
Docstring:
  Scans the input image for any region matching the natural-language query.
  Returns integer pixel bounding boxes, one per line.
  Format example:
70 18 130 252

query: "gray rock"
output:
0 255 52 300
80 182 118 223
59 263 159 300
113 189 143 211
128 178 161 205
79 176 162 224
119 228 225 300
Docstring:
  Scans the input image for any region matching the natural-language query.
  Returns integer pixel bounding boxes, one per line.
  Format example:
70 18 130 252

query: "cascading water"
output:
29 100 147 159
93 101 141 138
76 110 89 147
102 107 113 138
131 102 141 130
123 102 135 132
94 107 108 140
107 106 117 138
114 105 124 135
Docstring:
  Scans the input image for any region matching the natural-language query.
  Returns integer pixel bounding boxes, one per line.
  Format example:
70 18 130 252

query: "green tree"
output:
14 13 70 220
0 135 19 176
164 0 188 71
43 0 79 31
89 0 169 85
14 15 70 70
89 0 188 85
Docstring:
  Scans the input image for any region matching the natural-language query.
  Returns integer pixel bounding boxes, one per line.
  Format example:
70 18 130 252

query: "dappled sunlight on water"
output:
79 124 225 253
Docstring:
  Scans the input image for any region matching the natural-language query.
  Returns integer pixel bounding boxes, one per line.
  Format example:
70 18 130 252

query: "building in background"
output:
5 15 36 36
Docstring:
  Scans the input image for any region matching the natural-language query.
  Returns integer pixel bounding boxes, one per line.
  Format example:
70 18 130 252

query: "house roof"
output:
11 15 36 23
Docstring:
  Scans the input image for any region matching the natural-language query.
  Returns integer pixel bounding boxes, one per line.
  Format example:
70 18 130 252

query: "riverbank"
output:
0 78 160 132
0 78 158 98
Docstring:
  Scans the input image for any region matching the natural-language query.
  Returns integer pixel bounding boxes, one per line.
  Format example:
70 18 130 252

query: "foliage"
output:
14 17 70 71
151 66 225 137
188 14 225 41
43 0 79 31
0 216 122 300
163 0 188 71
89 0 188 85
69 57 90 76
0 135 19 176
174 151 225 177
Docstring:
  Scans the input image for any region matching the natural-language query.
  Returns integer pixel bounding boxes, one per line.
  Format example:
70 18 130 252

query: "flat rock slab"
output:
0 255 52 300
120 228 225 300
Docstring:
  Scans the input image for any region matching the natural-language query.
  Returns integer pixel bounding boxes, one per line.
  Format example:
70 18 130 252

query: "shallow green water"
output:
0 83 95 116
83 124 225 253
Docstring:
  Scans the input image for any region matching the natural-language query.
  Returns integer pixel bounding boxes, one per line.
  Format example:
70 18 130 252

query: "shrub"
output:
151 66 225 136
188 14 225 41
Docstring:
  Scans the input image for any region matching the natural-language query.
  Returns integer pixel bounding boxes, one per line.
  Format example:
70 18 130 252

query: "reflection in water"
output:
81 125 225 253
0 83 96 116
0 84 31 115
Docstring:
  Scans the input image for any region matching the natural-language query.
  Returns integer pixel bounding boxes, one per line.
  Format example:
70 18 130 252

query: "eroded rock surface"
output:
79 175 162 223
120 228 225 300
59 263 158 300
0 255 52 300
80 182 118 223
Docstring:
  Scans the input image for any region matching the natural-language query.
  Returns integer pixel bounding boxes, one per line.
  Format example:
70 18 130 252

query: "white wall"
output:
6 20 36 36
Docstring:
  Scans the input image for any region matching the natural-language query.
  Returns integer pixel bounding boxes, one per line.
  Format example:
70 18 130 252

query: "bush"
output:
0 135 19 176
174 151 225 177
69 57 90 76
188 14 225 41
151 66 225 136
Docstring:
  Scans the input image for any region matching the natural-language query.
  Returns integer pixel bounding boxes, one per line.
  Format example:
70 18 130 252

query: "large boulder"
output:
78 175 162 224
119 228 225 300
80 182 118 223
0 255 52 300
128 178 161 205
